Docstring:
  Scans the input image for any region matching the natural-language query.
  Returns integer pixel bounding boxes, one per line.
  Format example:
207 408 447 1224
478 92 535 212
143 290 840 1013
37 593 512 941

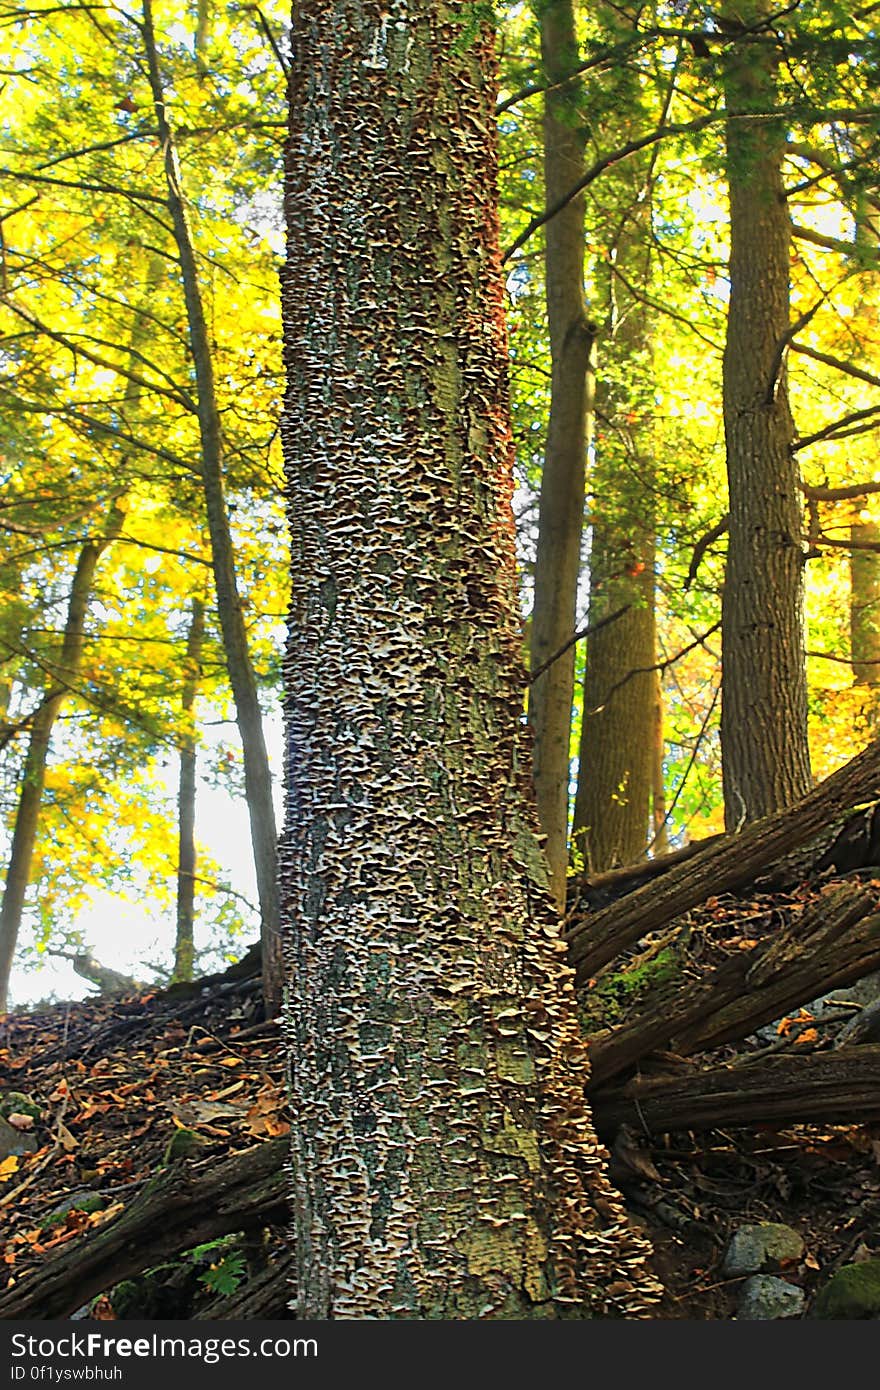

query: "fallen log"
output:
568 835 724 912
567 736 880 982
592 1044 880 1135
587 880 880 1087
0 1138 287 1320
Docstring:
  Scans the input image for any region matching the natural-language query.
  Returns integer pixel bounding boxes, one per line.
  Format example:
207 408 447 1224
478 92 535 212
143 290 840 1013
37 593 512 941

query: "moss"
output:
813 1260 880 1319
161 1127 208 1165
578 946 681 1032
45 1192 105 1227
0 1092 42 1121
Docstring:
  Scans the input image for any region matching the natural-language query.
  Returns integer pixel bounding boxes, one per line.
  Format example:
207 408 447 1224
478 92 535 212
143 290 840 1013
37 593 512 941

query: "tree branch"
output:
684 514 729 590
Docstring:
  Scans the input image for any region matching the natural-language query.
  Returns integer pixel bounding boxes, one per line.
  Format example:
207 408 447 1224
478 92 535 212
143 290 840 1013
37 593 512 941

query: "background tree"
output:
142 0 282 1008
527 0 594 905
572 1 671 872
719 0 811 828
173 591 205 984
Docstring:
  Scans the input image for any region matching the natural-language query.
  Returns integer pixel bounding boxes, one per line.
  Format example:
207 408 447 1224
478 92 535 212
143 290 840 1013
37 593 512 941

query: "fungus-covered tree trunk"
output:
527 0 594 907
280 1 657 1320
719 1 810 828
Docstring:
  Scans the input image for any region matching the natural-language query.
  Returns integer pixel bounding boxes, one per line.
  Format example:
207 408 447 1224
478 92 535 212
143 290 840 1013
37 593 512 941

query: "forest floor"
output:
1 879 878 1320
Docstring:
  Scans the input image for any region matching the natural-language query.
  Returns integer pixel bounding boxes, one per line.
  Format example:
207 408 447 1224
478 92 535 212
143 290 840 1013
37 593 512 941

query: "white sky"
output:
7 712 284 1009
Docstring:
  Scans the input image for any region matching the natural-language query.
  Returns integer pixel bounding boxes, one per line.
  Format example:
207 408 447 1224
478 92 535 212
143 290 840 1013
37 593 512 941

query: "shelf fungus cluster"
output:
279 0 661 1319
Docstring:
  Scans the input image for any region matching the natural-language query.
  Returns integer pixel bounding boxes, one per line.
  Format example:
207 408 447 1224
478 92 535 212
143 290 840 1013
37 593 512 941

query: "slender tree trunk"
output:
0 503 126 1009
173 594 205 983
573 191 657 871
719 1 810 828
651 669 669 854
574 529 656 870
527 0 595 908
0 566 24 725
142 0 281 1013
281 0 658 1319
851 521 880 691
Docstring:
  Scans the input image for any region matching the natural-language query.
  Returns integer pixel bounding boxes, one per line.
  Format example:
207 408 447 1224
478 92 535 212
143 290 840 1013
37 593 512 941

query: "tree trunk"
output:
851 521 880 691
651 669 669 854
527 0 595 908
281 0 658 1320
574 544 656 871
141 0 282 1014
0 503 126 1010
719 0 811 828
572 52 658 874
173 594 205 983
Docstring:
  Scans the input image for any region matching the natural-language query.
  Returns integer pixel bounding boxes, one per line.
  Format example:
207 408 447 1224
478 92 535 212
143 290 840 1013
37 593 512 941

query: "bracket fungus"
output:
280 0 660 1319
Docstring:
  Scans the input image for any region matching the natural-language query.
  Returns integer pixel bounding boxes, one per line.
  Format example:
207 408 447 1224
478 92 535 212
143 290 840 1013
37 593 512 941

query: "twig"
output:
527 605 631 685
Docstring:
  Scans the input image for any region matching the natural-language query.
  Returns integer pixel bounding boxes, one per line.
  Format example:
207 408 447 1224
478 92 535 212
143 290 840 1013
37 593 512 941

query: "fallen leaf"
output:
0 1157 20 1183
55 1121 78 1152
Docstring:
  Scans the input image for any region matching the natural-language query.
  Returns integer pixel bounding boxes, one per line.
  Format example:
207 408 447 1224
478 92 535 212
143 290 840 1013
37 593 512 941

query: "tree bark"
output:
566 733 880 982
281 0 658 1320
0 503 126 1010
173 594 205 983
527 0 595 908
651 670 669 855
141 0 282 1014
719 0 811 828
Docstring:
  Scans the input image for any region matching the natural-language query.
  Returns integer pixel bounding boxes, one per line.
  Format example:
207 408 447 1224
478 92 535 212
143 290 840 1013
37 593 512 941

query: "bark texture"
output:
281 0 658 1320
719 0 810 828
142 0 282 1012
593 1046 880 1135
527 0 595 907
574 547 655 871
